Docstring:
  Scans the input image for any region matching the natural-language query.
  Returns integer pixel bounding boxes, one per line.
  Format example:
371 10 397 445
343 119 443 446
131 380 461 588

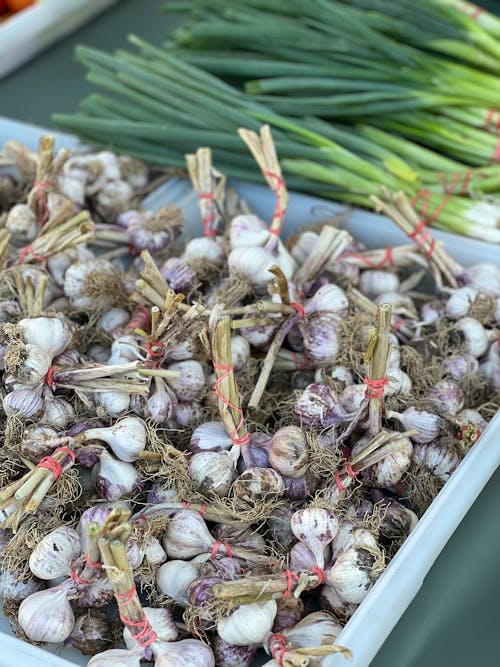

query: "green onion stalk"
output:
54 35 500 242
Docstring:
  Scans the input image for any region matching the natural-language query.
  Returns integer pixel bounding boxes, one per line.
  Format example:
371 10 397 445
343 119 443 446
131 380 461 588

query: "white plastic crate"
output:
0 0 119 79
0 118 498 667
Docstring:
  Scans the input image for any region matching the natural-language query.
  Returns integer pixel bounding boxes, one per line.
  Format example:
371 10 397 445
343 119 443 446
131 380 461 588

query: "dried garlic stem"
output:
186 146 225 237
365 303 392 436
294 226 351 291
238 125 288 238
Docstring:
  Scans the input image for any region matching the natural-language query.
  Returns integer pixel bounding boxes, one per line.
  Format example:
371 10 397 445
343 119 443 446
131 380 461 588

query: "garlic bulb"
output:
420 300 444 325
300 312 341 367
354 434 413 487
318 585 357 619
291 507 339 568
480 341 500 389
75 576 114 609
95 390 131 418
153 639 215 667
123 607 178 649
144 377 177 423
18 315 74 360
359 270 399 298
295 383 347 429
456 409 488 432
268 426 309 478
156 560 200 606
3 386 44 419
87 649 141 667
79 417 147 462
385 368 412 396
162 510 217 559
92 451 142 500
166 360 206 401
64 259 123 311
29 526 81 580
340 383 367 413
413 440 460 481
445 287 479 319
18 582 75 642
331 522 379 561
454 317 490 357
190 421 233 453
96 179 133 217
217 600 277 646
99 307 130 332
185 236 225 265
390 406 444 443
289 542 317 571
232 467 284 502
443 354 479 380
327 544 384 603
213 637 258 667
143 536 167 567
161 257 198 293
231 335 251 370
462 262 500 297
230 214 270 248
0 570 45 602
228 242 296 286
126 206 181 253
40 392 75 428
426 380 464 415
5 203 38 244
78 502 130 552
47 245 95 288
190 451 236 497
278 610 344 648
67 610 111 656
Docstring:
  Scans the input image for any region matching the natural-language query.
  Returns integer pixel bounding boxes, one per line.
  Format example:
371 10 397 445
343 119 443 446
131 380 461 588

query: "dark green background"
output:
0 2 499 665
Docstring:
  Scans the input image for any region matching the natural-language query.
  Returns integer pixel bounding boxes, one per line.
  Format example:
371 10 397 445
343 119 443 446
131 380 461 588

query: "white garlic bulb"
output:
228 241 296 286
457 409 488 432
359 270 399 298
354 435 413 487
18 583 75 642
426 380 464 415
29 526 81 580
305 284 349 317
268 426 309 478
95 390 131 417
87 649 142 667
301 313 340 367
445 286 479 319
5 203 38 244
454 317 490 358
153 639 215 667
79 417 147 462
190 421 233 453
217 600 277 646
156 560 200 607
92 451 142 501
413 441 460 482
143 535 167 567
229 214 270 248
40 394 75 428
231 336 251 370
166 360 206 401
18 316 74 359
291 507 339 568
123 607 178 649
185 236 224 265
99 308 130 332
331 522 379 561
64 259 123 311
190 451 236 497
3 386 44 419
390 406 443 443
327 544 384 603
385 368 412 396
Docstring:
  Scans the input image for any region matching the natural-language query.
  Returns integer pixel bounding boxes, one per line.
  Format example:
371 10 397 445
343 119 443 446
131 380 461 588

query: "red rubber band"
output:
262 170 286 237
127 305 151 333
37 457 63 480
182 501 190 509
347 247 395 269
408 220 436 260
310 565 326 585
144 338 165 368
438 170 472 196
335 472 344 494
45 366 55 389
210 541 232 560
213 361 249 445
116 584 158 647
411 187 453 230
200 502 207 516
393 317 405 333
459 424 481 442
290 302 305 319
85 554 102 570
490 137 500 164
18 245 47 264
345 460 357 479
292 353 311 371
269 633 289 667
70 570 93 585
282 570 299 599
198 192 217 238
364 376 388 399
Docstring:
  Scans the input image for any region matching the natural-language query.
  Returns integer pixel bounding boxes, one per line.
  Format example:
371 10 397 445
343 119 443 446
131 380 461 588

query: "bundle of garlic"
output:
0 125 497 665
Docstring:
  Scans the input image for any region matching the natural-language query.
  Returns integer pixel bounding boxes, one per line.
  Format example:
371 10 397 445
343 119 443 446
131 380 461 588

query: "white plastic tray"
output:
0 118 499 667
0 0 119 79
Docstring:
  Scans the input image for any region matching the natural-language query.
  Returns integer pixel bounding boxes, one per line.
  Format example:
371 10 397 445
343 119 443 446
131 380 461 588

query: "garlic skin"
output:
29 526 81 580
327 544 384 603
64 259 123 311
331 522 379 561
213 636 258 667
40 393 75 428
462 262 500 297
190 451 236 497
162 510 215 560
18 315 74 360
99 307 130 333
385 368 412 396
228 242 296 286
92 451 142 501
291 507 339 568
79 417 147 462
18 583 75 643
445 287 479 319
153 639 215 667
185 236 225 265
123 607 178 649
143 535 167 567
160 257 198 292
295 383 347 429
156 560 200 606
457 409 488 432
230 214 269 248
268 426 309 478
354 434 413 488
443 353 479 380
217 600 277 646
67 610 111 656
279 610 344 648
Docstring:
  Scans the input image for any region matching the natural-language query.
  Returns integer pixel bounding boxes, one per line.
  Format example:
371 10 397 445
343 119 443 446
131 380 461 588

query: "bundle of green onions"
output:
54 0 500 242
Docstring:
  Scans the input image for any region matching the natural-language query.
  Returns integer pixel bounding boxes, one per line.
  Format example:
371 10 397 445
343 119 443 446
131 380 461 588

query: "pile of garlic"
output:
0 130 497 667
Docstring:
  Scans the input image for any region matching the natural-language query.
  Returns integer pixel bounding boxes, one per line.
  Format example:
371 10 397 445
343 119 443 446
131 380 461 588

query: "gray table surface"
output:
0 1 499 666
